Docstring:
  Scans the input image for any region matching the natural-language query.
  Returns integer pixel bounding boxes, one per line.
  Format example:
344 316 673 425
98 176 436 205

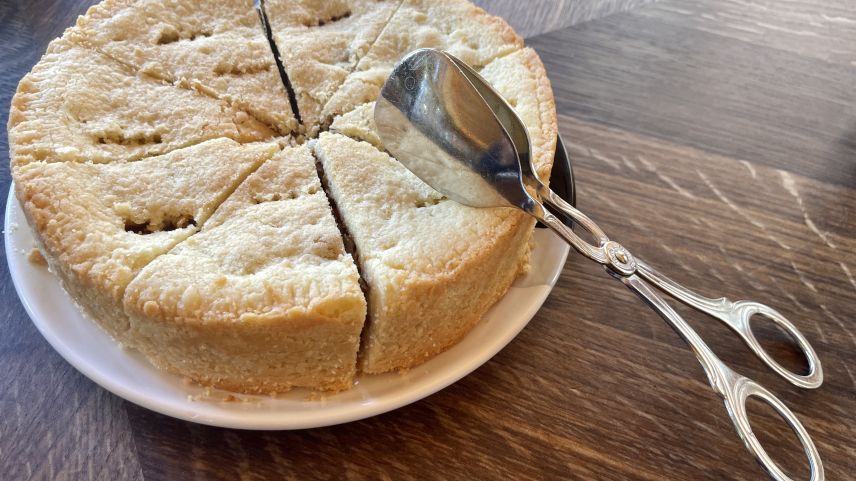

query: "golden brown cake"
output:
320 0 524 124
265 0 402 131
124 146 366 392
69 0 298 135
8 0 557 393
8 38 275 169
14 138 278 342
320 48 556 372
313 132 538 373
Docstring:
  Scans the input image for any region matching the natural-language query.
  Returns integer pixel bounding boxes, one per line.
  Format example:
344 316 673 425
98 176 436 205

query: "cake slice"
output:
317 48 557 372
69 0 297 135
8 38 275 169
14 138 278 343
313 132 535 373
264 0 402 131
320 0 523 124
123 146 366 392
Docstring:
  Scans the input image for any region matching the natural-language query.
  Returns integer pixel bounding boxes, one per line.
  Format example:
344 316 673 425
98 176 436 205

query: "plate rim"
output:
5 186 569 430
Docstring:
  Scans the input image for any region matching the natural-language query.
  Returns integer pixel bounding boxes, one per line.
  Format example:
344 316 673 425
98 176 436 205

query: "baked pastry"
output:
265 0 401 130
320 0 524 124
320 48 556 372
8 38 275 169
9 0 557 392
313 132 536 372
14 138 278 342
69 0 298 135
124 146 366 392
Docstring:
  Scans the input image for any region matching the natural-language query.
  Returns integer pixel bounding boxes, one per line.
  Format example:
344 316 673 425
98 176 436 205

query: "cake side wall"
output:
14 183 137 343
124 305 367 393
359 214 536 373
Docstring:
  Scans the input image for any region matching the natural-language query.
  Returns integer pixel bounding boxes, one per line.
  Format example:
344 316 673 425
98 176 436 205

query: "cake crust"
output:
320 0 524 124
321 47 557 372
265 0 402 130
313 132 537 373
478 48 558 180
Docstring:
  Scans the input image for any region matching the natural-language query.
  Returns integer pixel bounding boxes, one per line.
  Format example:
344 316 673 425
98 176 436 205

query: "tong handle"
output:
622 275 824 481
534 186 824 481
539 188 822 389
636 261 823 389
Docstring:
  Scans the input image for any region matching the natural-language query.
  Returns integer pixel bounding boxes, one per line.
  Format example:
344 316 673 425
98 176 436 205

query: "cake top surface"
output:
8 38 275 169
69 0 298 135
265 0 402 128
10 0 550 301
124 145 364 325
314 132 525 281
14 138 276 298
320 0 524 121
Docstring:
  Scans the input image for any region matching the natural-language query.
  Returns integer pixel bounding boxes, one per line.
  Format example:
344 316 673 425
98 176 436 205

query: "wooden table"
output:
2 1 854 479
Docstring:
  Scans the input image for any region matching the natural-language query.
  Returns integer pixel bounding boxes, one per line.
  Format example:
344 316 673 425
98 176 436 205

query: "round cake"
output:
8 0 557 393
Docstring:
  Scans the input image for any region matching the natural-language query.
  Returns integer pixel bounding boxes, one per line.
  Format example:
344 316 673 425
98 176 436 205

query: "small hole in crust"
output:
379 239 398 251
188 31 212 41
124 215 196 235
95 132 163 146
156 28 211 45
303 10 352 27
312 238 339 260
156 28 180 45
251 191 302 205
213 62 272 76
414 196 444 208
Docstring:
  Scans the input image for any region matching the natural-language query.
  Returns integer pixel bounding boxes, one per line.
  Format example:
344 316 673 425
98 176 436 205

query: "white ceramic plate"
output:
5 187 569 429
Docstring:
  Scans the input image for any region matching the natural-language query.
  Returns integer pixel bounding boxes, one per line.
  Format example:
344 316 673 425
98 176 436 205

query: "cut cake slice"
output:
123 145 367 392
320 0 523 124
69 0 298 135
317 48 557 373
313 132 535 374
8 38 275 169
14 138 278 343
264 0 402 131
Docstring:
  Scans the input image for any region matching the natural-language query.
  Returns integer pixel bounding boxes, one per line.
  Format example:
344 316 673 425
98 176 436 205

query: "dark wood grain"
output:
527 3 856 188
2 0 854 480
473 0 658 38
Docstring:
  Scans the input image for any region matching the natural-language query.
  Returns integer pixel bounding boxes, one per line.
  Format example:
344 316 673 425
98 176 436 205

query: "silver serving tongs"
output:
374 48 824 481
